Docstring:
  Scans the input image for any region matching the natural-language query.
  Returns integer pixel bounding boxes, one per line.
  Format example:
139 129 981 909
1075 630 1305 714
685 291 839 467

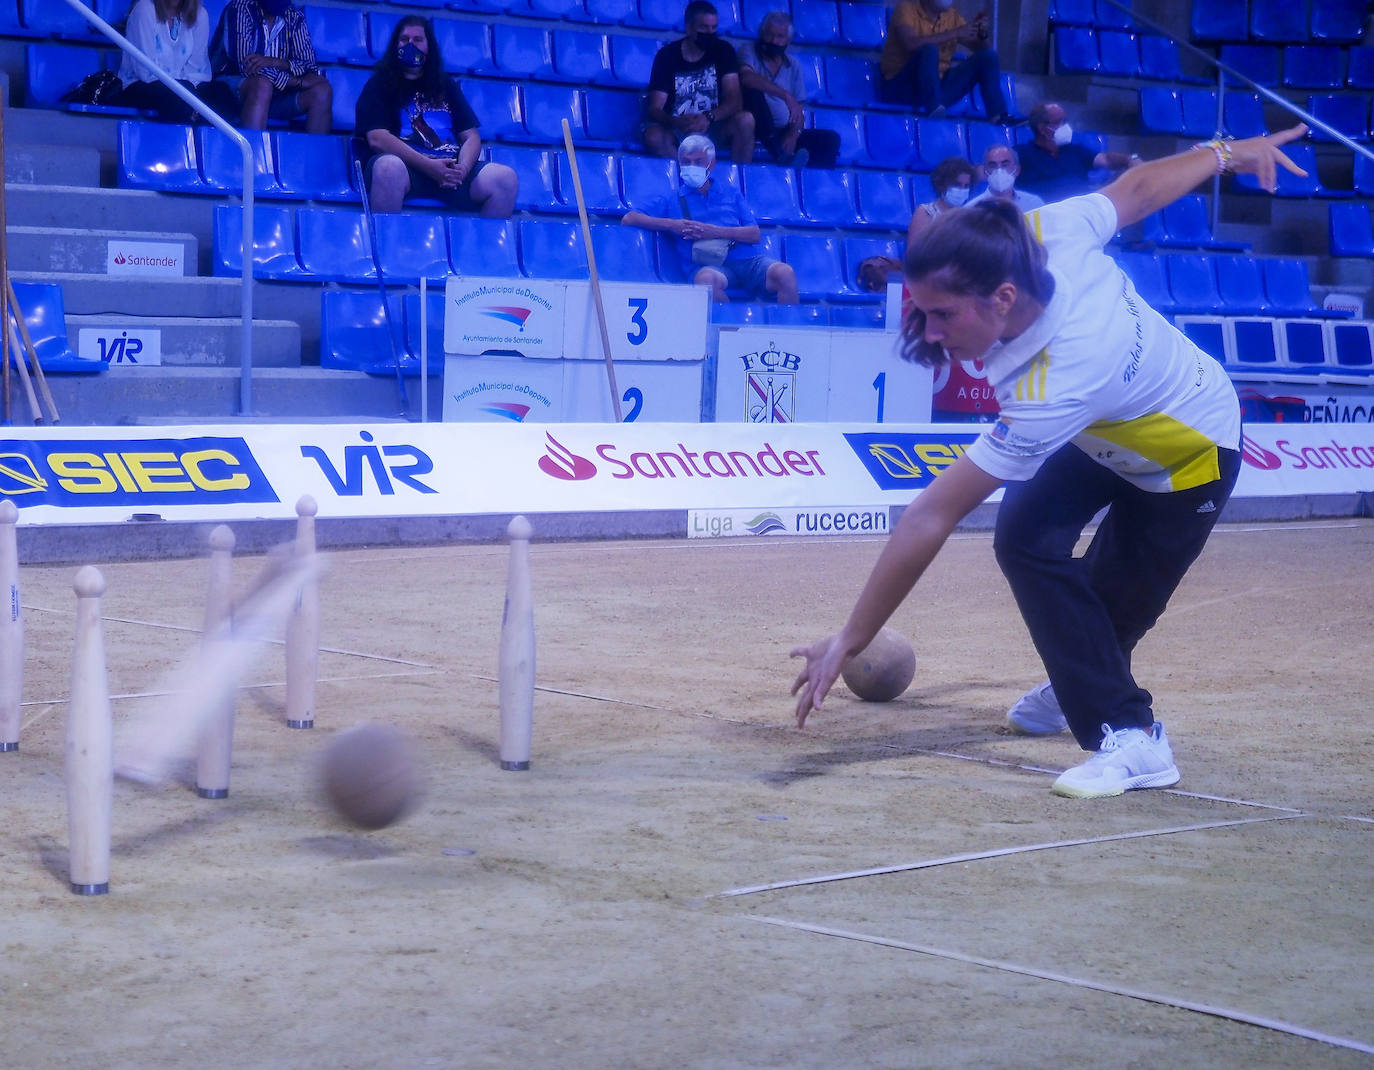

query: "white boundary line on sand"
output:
715 815 1304 898
469 674 671 711
745 915 1374 1056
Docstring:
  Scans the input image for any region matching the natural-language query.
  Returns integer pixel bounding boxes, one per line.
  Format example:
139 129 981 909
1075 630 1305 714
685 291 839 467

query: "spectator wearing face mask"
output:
210 0 332 133
879 0 1006 122
643 1 755 164
622 133 798 304
908 156 976 243
968 145 1044 211
1018 101 1141 202
736 10 840 169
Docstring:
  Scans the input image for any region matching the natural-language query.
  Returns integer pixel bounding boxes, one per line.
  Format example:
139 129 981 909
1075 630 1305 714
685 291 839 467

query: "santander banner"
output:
0 423 1368 525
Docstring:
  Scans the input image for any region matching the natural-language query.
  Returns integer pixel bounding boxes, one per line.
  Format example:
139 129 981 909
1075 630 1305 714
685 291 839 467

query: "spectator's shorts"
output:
365 155 490 211
720 255 775 295
218 74 310 120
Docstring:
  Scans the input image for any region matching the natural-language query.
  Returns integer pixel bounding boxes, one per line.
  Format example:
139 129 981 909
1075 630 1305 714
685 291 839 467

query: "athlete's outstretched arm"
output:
1104 123 1308 229
790 455 1004 727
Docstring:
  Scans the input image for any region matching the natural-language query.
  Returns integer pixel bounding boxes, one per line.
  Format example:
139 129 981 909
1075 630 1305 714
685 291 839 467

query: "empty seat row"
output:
213 204 902 302
1048 0 1137 31
1141 86 1374 146
1329 203 1374 259
1218 43 1374 91
1191 0 1366 46
1139 194 1251 253
1175 316 1374 378
1115 250 1345 319
1053 27 1194 82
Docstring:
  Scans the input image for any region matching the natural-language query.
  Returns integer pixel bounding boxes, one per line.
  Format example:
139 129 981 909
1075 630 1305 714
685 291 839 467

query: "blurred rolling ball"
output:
320 723 420 830
841 628 916 702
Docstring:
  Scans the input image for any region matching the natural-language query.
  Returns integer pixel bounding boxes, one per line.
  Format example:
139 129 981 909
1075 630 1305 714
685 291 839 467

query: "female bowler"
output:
791 125 1309 799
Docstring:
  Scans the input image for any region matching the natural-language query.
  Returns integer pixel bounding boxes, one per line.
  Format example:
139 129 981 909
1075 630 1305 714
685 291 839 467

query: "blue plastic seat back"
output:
402 290 445 374
1312 0 1367 41
609 34 662 86
637 0 684 30
714 0 744 35
199 127 284 197
653 232 689 283
433 18 496 74
863 113 917 170
1094 0 1135 30
26 43 105 109
298 209 377 282
9 282 100 372
1213 254 1269 314
1049 0 1095 24
799 169 860 228
836 2 887 49
1096 31 1139 78
712 302 764 325
1053 26 1099 75
329 67 374 135
1165 254 1222 314
1231 318 1281 365
620 154 676 211
303 5 369 66
493 24 555 78
558 150 625 214
844 236 903 291
583 0 639 24
1233 142 1320 197
766 304 826 326
1262 258 1318 315
117 121 205 193
1222 92 1267 139
583 87 642 147
829 304 884 329
588 224 658 282
1306 94 1368 142
275 132 357 201
1139 87 1182 135
792 52 827 105
1332 322 1374 367
1249 0 1307 42
489 145 567 212
1161 194 1213 246
367 10 401 62
1190 0 1247 41
449 217 522 277
375 213 450 283
1356 153 1374 195
0 0 26 36
741 164 806 226
1115 251 1173 312
320 290 406 372
1284 46 1345 90
1220 44 1280 87
213 203 310 280
810 108 865 167
528 0 584 17
913 118 968 172
782 234 854 301
740 0 788 37
519 220 590 278
793 0 839 44
1179 88 1220 139
1346 47 1374 89
1136 35 1181 82
553 30 612 83
1328 202 1374 257
966 122 1012 163
1284 319 1328 365
520 84 586 144
855 170 913 230
824 55 876 109
461 79 526 141
23 0 122 39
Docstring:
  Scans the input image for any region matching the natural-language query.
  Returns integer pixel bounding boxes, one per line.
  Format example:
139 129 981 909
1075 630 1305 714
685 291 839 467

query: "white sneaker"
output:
1006 682 1069 735
1051 722 1180 799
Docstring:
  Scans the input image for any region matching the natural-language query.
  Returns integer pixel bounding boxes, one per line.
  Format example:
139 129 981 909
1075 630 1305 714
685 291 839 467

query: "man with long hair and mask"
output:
355 15 518 217
791 125 1308 799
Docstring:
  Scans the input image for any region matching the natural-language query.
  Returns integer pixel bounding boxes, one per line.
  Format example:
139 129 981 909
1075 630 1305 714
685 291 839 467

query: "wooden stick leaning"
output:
7 278 58 423
6 314 40 425
560 118 622 422
1 99 11 425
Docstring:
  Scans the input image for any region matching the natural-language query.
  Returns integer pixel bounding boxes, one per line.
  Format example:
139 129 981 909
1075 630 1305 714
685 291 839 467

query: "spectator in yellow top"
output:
879 0 1006 122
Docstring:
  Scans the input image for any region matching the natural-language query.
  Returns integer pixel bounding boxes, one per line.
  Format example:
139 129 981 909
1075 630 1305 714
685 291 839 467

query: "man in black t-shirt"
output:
643 1 754 163
355 15 517 215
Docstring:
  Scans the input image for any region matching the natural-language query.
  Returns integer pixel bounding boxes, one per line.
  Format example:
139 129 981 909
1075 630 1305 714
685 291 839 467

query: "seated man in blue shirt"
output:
621 134 798 304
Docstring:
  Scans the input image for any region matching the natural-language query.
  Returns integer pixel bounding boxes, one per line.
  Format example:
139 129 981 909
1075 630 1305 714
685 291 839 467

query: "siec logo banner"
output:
843 431 981 490
0 437 278 508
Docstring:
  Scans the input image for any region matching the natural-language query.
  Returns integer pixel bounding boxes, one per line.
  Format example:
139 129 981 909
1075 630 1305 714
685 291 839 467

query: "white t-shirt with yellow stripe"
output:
964 193 1240 493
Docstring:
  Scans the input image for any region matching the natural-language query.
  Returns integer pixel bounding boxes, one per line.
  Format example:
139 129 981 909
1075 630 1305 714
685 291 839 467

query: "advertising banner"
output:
77 328 163 367
563 281 709 363
443 277 565 357
106 240 185 277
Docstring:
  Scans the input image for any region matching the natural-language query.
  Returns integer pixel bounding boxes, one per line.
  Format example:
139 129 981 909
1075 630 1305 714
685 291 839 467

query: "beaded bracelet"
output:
1195 137 1234 174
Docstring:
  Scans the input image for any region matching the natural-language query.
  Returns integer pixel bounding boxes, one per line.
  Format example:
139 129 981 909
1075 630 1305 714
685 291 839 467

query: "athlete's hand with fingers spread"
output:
790 633 854 728
1227 123 1308 192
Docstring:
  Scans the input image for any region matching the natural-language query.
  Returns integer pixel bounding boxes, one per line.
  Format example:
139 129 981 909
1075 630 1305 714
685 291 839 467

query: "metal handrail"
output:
60 0 255 417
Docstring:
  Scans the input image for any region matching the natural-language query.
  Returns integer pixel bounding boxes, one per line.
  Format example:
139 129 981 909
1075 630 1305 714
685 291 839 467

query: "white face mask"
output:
1052 122 1074 147
679 164 709 190
987 168 1015 193
942 186 969 207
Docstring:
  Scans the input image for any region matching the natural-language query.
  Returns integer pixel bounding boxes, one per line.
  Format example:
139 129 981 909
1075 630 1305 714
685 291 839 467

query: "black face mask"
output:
758 41 786 59
694 30 718 46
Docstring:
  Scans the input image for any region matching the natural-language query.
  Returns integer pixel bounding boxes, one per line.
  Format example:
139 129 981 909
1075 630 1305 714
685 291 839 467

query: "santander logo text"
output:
539 434 598 480
537 433 827 482
1241 432 1374 471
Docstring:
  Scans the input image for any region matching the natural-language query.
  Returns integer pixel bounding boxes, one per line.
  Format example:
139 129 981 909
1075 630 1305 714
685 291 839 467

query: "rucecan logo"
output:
539 433 597 481
1239 434 1282 470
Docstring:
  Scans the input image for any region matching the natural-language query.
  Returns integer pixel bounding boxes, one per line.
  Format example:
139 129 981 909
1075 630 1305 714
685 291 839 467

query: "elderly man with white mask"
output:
969 144 1044 211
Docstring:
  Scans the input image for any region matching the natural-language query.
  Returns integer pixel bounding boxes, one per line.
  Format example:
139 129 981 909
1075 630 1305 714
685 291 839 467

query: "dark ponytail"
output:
898 200 1056 367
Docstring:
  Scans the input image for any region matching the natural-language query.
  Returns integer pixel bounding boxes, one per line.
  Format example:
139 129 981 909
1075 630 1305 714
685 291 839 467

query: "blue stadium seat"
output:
461 79 525 141
1283 319 1329 369
1160 194 1249 251
836 2 886 49
855 170 913 230
432 18 496 74
22 0 122 39
1329 202 1374 257
582 0 639 24
1283 46 1345 90
1165 254 1224 315
1136 35 1181 82
117 121 205 192
26 44 107 109
619 154 675 210
588 224 658 282
828 304 884 329
1262 258 1328 317
1175 317 1228 365
553 30 614 83
636 0 682 30
1357 153 1374 196
824 56 877 110
519 220 590 278
844 236 903 291
913 118 968 172
493 24 555 78
320 290 408 373
1115 251 1174 313
712 302 764 325
783 234 866 302
810 108 865 167
9 283 103 372
518 84 587 144
0 0 31 37
740 0 785 37
793 0 839 45
765 304 826 326
1331 321 1374 373
297 209 377 282
557 150 626 214
367 11 401 62
402 290 445 374
528 0 585 17
1049 0 1095 25
714 0 744 36
1139 87 1183 135
909 172 935 208
863 113 918 170
1190 0 1247 42
275 132 356 201
1230 318 1283 369
791 52 827 106
742 164 807 226
449 217 522 277
1306 95 1369 143
1178 87 1220 139
489 145 568 212
199 128 286 197
1223 92 1267 138
1249 0 1307 42
1096 31 1139 78
303 6 370 66
583 87 642 148
1053 26 1099 75
1312 0 1367 42
1094 0 1135 30
966 122 1012 163
1234 142 1323 197
375 214 450 284
799 169 861 228
213 204 311 281
329 67 374 134
1213 255 1271 314
608 34 661 87
1220 45 1280 88
653 232 690 283
1349 49 1374 90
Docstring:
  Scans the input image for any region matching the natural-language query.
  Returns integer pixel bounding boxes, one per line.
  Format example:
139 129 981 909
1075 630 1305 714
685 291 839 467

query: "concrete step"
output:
6 184 218 262
6 226 197 275
5 143 102 188
66 314 301 368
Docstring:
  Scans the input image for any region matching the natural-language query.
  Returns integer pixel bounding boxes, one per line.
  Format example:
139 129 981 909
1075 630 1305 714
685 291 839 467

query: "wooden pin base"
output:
196 787 228 799
70 882 109 896
500 760 530 771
